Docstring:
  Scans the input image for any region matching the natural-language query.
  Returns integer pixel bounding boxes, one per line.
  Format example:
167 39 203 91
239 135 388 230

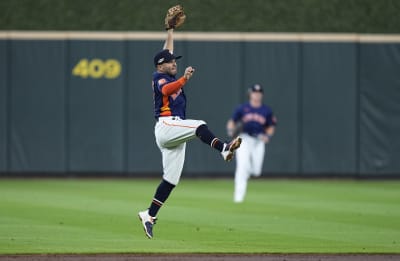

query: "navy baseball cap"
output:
154 49 182 66
249 84 263 93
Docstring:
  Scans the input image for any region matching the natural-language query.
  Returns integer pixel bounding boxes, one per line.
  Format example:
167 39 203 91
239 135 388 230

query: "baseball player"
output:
138 6 241 239
226 84 276 203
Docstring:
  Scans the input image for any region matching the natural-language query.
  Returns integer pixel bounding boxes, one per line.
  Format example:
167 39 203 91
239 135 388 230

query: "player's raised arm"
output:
163 29 174 53
163 5 186 53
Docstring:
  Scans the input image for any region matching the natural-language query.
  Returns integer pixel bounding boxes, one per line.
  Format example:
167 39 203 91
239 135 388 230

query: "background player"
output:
138 6 241 239
227 84 276 203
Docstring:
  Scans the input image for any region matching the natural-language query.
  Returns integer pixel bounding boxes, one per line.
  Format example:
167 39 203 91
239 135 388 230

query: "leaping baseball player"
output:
138 5 241 239
227 84 277 203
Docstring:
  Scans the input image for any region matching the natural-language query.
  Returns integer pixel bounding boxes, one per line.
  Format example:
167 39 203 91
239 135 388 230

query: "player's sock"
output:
195 124 224 152
148 179 176 217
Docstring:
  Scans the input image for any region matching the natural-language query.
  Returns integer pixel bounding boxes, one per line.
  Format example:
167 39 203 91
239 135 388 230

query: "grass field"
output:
0 178 399 254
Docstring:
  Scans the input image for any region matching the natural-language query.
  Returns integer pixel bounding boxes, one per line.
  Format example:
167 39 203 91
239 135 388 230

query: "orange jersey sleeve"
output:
161 76 187 96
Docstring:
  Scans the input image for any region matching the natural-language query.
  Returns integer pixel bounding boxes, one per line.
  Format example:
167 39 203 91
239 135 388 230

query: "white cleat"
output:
221 136 242 162
138 210 157 239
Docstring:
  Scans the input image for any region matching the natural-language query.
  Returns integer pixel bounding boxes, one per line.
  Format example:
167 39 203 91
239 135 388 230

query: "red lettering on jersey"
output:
242 113 266 125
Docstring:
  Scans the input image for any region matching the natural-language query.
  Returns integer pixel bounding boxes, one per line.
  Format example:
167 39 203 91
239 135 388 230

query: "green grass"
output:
0 178 399 254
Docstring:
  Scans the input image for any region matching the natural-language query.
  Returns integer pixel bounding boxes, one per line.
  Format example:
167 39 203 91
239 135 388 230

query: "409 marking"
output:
72 59 121 79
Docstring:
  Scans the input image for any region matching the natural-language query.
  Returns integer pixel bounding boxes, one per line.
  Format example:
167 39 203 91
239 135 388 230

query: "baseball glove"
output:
165 5 186 30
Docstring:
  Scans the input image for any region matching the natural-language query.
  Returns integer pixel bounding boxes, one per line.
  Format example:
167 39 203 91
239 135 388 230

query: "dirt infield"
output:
1 254 400 261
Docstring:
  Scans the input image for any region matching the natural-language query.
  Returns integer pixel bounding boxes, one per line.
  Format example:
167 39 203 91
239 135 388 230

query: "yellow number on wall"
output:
72 59 121 79
104 59 122 79
88 59 105 79
72 59 90 78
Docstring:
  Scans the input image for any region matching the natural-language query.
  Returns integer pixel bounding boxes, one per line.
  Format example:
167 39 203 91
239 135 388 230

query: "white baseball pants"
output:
154 116 206 185
234 133 265 203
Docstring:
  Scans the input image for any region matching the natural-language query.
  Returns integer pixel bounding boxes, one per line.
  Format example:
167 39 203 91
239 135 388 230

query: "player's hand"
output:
227 128 234 137
226 120 236 137
184 66 195 80
258 134 270 144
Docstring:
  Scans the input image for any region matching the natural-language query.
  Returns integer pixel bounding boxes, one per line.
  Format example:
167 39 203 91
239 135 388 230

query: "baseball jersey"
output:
232 102 276 137
152 72 186 119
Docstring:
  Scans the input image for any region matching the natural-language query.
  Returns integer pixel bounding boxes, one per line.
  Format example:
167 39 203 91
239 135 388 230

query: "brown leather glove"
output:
165 5 186 30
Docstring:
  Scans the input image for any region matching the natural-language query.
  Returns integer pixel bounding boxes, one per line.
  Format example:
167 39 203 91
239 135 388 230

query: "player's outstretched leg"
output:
195 124 241 161
138 179 176 239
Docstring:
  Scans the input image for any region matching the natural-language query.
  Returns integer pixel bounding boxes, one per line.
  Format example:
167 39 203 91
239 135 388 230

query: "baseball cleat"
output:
221 136 242 161
138 210 157 239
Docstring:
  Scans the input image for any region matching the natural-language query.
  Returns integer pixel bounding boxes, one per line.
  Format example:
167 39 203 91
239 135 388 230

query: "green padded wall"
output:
359 44 400 176
0 40 7 171
68 41 125 172
9 41 66 171
1 37 399 177
301 43 357 174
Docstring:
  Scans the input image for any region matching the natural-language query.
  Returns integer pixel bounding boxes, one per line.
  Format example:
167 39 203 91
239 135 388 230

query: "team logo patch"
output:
158 78 167 85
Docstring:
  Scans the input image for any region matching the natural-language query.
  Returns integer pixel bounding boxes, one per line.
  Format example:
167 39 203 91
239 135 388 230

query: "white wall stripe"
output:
0 31 399 43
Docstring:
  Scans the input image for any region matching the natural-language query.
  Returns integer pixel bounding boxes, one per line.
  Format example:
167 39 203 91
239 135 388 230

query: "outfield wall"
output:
0 32 399 177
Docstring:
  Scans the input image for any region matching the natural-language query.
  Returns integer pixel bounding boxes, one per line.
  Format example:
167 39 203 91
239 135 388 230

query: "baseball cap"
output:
249 84 263 93
153 49 182 66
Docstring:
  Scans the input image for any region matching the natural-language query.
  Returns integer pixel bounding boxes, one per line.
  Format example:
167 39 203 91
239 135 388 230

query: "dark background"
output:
0 0 400 33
